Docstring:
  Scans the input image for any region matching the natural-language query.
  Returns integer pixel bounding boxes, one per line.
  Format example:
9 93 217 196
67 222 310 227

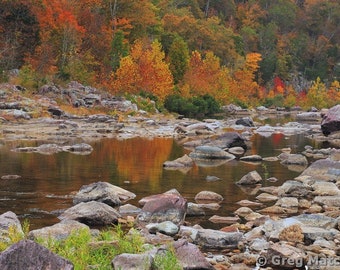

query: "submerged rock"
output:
189 145 235 160
163 154 194 168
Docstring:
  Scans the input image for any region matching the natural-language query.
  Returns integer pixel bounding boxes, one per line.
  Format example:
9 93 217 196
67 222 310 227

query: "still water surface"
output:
0 132 317 229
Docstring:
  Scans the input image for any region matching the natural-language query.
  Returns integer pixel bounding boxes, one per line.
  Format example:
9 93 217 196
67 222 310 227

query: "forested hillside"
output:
0 0 339 109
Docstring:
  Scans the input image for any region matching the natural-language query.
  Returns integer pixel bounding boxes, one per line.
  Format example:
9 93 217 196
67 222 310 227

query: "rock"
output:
228 147 245 156
236 170 262 185
321 104 340 136
63 143 93 154
208 215 241 224
299 158 340 182
278 153 308 166
249 238 269 252
234 207 253 218
119 204 141 216
189 146 235 160
294 214 337 229
187 203 205 216
312 181 340 196
194 228 243 249
236 200 263 207
264 242 306 269
136 193 187 226
301 226 336 242
194 191 224 202
0 211 23 233
262 217 303 241
296 112 321 121
58 201 121 226
36 144 63 155
278 224 304 242
240 155 262 162
313 195 340 207
112 253 153 270
28 220 90 241
146 221 179 236
73 181 136 206
173 239 214 270
256 193 278 203
1 175 21 180
207 132 247 150
205 175 220 181
275 197 299 208
163 154 194 168
0 240 73 270
235 117 254 127
277 180 312 198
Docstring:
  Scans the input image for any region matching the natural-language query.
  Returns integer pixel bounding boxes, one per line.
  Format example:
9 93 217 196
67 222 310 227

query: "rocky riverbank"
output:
1 82 340 269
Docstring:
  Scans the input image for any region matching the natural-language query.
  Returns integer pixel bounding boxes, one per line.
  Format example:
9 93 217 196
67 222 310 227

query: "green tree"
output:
111 30 129 71
168 34 189 84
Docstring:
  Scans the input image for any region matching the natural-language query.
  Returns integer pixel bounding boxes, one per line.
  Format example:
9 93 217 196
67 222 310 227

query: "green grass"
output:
0 222 182 270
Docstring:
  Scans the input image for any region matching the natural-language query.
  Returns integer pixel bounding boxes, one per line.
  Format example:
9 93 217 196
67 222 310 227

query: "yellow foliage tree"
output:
306 77 328 109
111 40 174 102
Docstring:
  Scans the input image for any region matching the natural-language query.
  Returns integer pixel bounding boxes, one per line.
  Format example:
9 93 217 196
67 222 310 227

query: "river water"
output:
0 127 319 230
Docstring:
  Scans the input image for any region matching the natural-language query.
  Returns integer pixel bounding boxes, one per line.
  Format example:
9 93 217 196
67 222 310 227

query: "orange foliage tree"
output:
111 40 174 102
230 52 262 106
182 50 232 103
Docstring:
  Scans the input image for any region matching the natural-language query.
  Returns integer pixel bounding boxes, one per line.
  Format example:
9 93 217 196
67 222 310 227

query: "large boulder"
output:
136 193 187 226
321 105 340 136
58 201 121 226
0 240 73 270
73 181 136 206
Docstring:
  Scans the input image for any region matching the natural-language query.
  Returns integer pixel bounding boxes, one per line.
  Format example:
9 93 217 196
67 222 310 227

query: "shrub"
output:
164 94 220 118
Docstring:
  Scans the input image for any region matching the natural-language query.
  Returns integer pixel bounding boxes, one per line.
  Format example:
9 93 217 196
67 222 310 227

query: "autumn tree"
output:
0 1 39 73
112 40 174 102
182 50 232 103
231 52 262 105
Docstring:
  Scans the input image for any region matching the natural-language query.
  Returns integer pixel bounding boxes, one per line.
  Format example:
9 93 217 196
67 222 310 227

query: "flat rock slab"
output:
194 228 243 249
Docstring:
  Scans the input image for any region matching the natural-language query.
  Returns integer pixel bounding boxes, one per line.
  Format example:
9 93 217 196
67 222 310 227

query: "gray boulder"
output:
278 153 308 166
146 221 179 236
73 181 136 206
194 229 243 249
112 253 153 270
207 132 247 150
28 220 90 241
321 104 340 136
58 201 121 226
0 240 73 270
136 193 187 226
236 170 262 185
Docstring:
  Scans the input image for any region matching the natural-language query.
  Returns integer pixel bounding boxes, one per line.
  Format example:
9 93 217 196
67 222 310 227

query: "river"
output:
0 126 321 230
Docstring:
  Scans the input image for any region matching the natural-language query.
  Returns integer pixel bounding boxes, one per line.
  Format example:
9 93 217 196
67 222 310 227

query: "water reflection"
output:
0 133 315 229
